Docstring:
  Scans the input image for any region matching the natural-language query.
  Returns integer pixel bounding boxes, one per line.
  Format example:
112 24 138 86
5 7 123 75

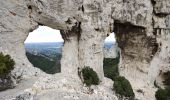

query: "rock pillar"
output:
78 24 105 81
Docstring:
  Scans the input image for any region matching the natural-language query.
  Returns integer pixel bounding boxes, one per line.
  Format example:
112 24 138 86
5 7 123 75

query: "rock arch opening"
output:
113 21 160 88
24 26 64 74
103 32 120 80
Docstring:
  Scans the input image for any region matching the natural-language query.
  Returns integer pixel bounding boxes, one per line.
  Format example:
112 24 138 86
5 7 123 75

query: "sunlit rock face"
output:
0 0 170 100
114 22 155 85
0 0 41 78
149 0 170 88
153 0 170 14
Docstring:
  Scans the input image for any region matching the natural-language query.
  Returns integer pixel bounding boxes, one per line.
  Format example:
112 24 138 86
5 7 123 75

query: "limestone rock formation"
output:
0 0 170 100
0 74 15 91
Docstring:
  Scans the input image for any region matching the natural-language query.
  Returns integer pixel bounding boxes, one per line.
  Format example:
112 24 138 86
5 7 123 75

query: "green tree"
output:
113 76 135 98
0 52 15 76
81 67 100 86
155 71 170 100
155 87 170 100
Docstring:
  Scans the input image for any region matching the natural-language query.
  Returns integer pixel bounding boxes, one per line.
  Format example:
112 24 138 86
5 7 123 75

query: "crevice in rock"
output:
114 20 146 34
148 37 159 56
82 5 84 13
77 22 82 42
27 5 32 10
27 6 32 18
38 11 42 14
9 11 16 16
153 28 157 36
154 13 169 18
37 22 44 26
94 28 100 31
65 18 72 25
151 0 156 6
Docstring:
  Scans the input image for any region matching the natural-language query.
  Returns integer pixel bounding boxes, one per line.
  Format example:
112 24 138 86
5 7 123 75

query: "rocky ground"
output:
0 77 37 100
0 74 118 100
0 74 158 100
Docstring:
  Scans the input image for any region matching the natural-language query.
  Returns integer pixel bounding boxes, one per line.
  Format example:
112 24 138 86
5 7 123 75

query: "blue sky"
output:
24 26 115 43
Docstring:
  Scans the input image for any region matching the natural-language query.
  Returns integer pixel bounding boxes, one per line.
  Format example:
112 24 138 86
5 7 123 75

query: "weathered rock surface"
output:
0 0 170 100
0 74 15 91
31 76 117 100
3 75 117 100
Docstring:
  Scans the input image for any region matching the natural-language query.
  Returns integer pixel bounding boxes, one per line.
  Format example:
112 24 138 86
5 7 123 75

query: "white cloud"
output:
24 26 64 43
105 32 116 42
24 26 116 43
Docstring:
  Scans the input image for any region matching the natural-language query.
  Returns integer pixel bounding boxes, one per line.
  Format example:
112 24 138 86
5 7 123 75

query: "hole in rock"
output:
24 26 64 74
103 32 120 80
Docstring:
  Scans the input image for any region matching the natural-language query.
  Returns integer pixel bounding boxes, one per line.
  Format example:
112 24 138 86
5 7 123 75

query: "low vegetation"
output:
113 76 135 99
103 52 134 99
155 71 170 100
81 67 99 86
155 87 170 100
0 52 15 76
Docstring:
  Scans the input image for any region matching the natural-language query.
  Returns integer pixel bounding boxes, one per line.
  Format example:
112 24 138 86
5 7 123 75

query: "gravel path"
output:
0 77 37 100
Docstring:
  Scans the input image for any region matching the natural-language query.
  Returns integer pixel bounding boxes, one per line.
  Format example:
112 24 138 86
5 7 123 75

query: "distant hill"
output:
24 42 117 74
26 52 61 74
25 42 63 74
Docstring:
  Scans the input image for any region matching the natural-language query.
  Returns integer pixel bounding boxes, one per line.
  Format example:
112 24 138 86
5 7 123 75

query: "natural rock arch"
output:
0 0 170 99
24 26 63 74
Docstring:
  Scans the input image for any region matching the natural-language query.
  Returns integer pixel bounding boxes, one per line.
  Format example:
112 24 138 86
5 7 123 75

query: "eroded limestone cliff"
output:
0 0 170 100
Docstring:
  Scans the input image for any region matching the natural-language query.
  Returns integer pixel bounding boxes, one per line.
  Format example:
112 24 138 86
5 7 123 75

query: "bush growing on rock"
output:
81 67 99 86
155 87 170 100
155 71 170 100
0 52 15 76
113 76 135 98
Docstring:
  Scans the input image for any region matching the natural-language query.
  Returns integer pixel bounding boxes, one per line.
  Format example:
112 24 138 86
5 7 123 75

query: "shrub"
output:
155 71 170 100
155 86 170 100
113 76 135 98
0 52 15 76
81 67 99 86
